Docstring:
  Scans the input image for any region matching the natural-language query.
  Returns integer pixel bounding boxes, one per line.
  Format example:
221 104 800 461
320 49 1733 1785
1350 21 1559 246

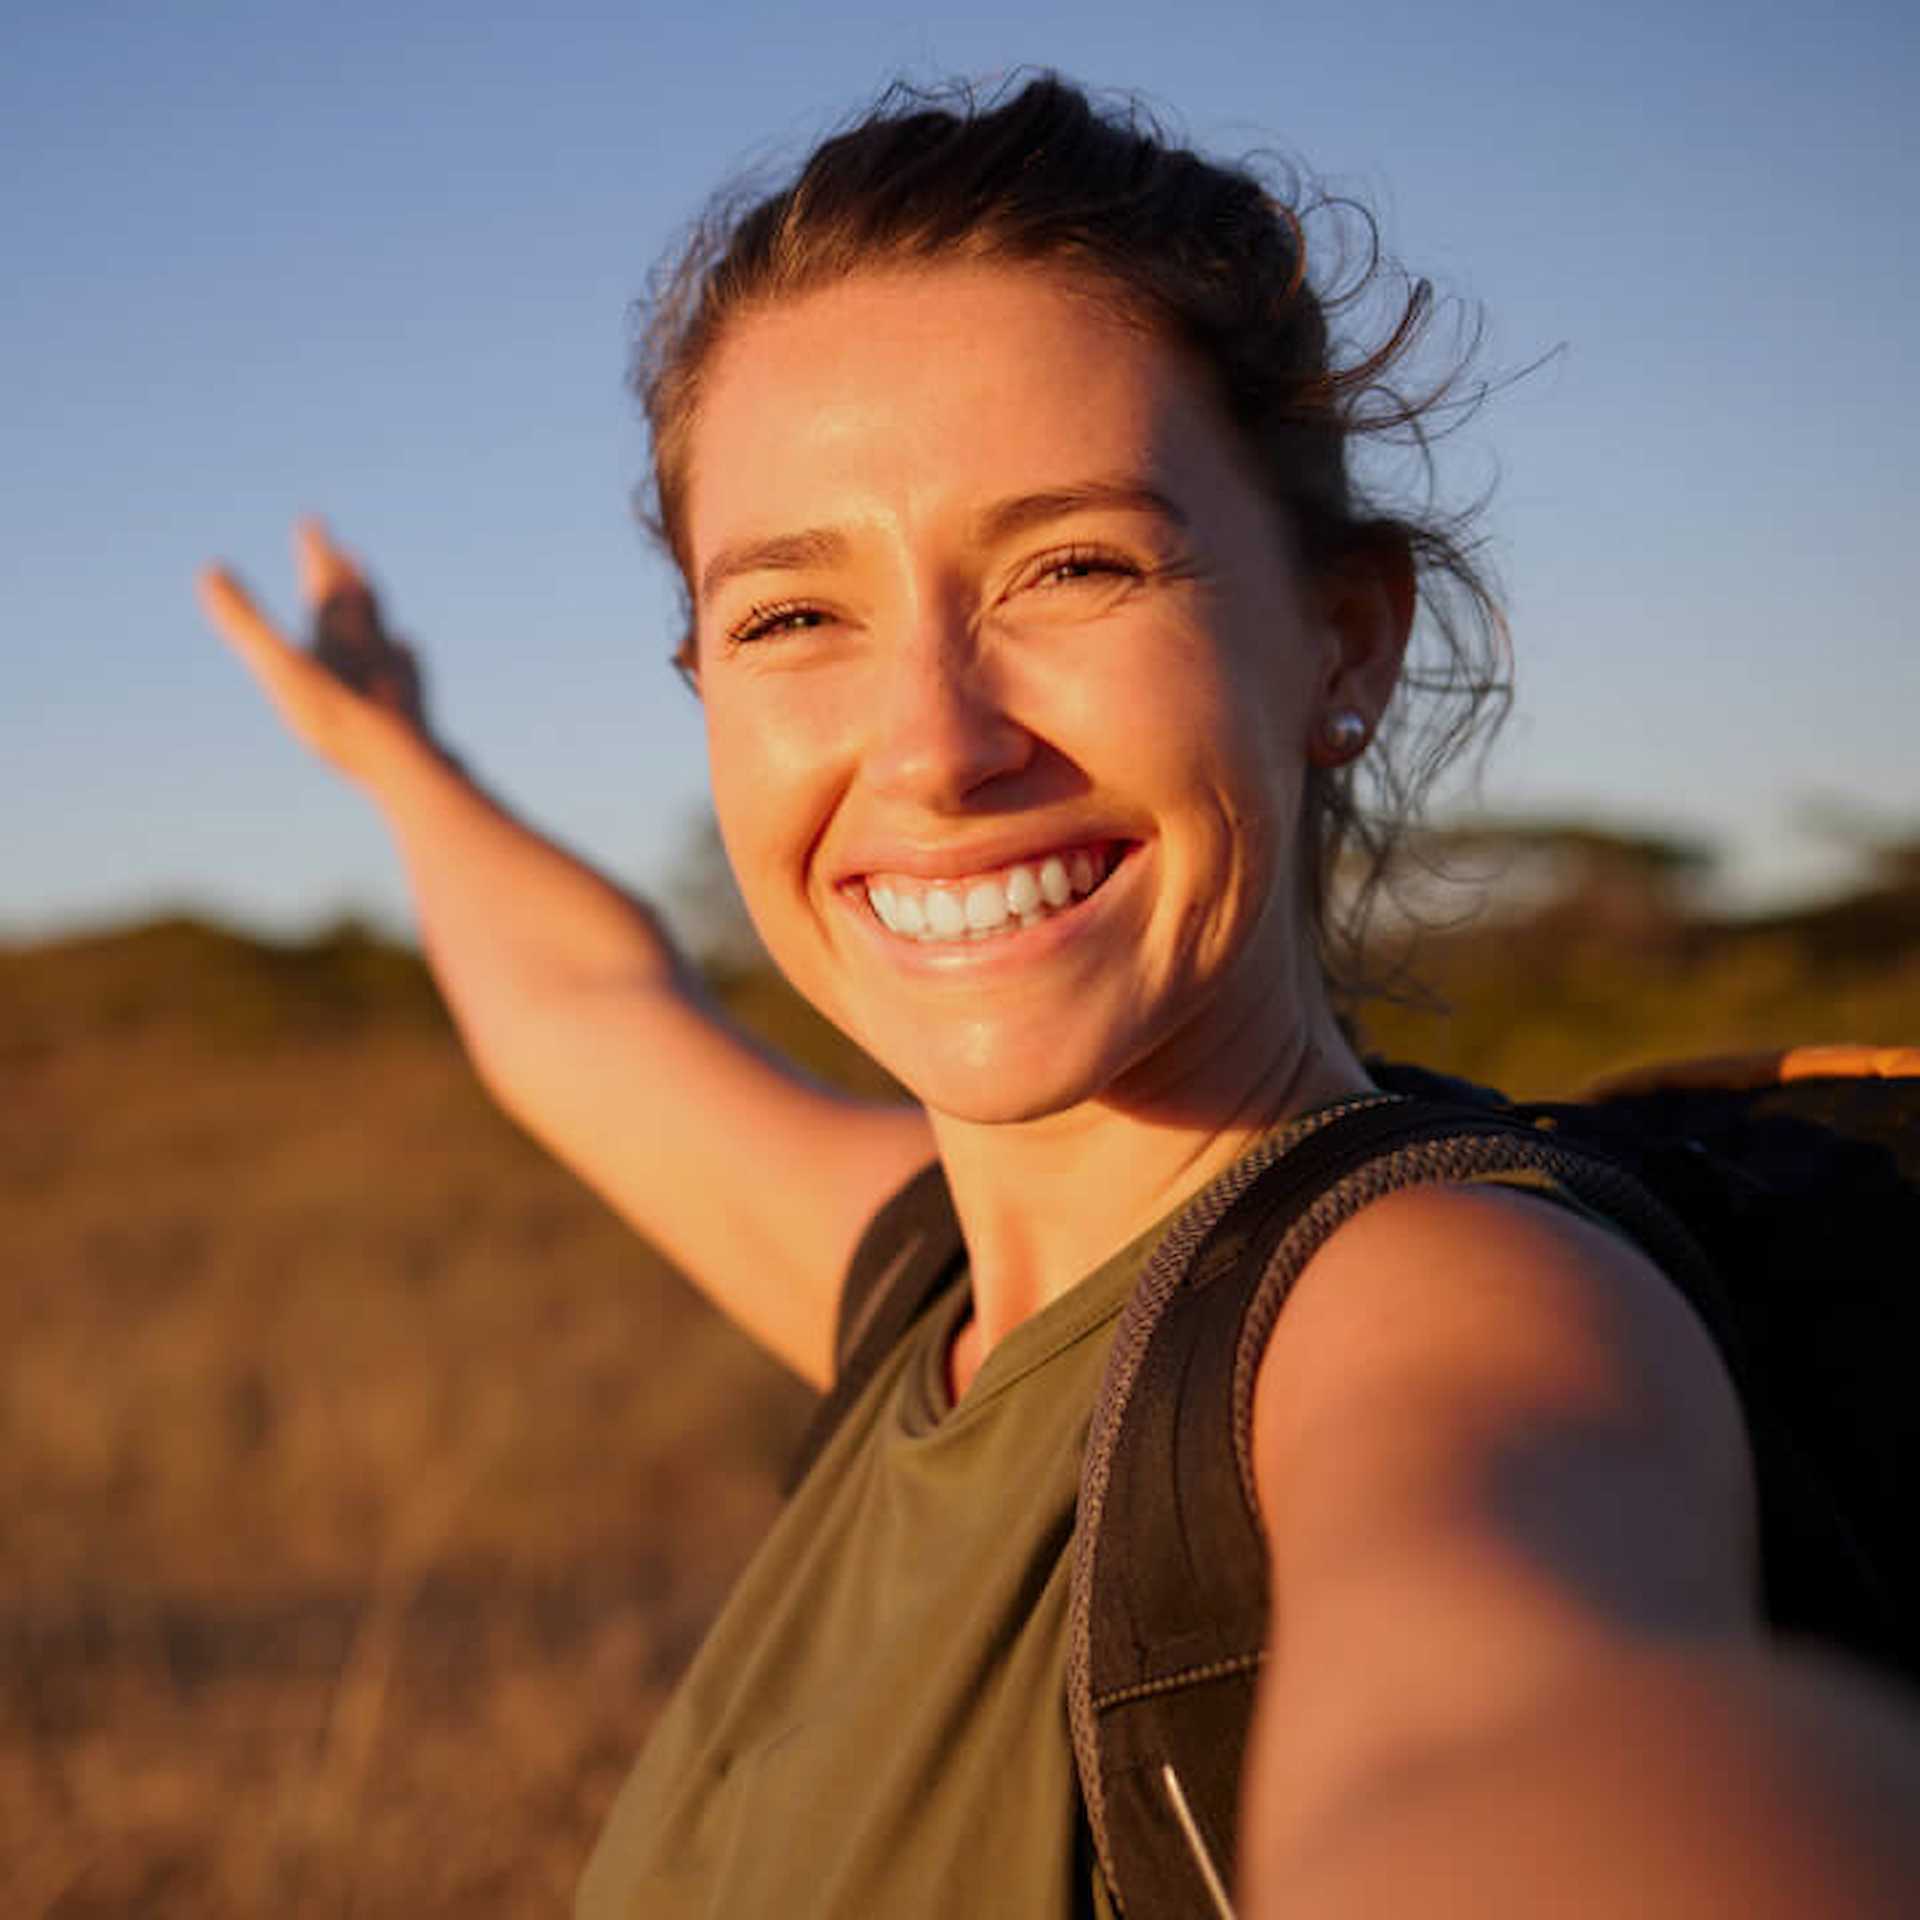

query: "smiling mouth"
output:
859 843 1128 943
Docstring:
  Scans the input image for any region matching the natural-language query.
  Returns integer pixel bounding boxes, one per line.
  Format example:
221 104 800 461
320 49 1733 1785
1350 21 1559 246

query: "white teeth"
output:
964 881 1009 932
864 846 1119 943
924 889 967 939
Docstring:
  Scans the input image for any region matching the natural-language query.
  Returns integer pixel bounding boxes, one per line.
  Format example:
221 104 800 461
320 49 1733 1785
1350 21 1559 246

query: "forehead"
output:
682 264 1243 571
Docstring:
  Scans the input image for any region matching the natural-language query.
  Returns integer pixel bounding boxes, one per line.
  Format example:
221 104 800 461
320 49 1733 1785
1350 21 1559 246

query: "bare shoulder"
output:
1252 1180 1761 1647
1239 1181 1920 1917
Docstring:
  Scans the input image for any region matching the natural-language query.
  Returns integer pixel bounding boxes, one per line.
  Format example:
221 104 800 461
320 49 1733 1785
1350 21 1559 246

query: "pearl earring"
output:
1314 707 1369 765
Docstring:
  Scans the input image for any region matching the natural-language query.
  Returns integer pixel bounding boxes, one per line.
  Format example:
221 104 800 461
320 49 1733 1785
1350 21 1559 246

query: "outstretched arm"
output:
198 520 933 1385
1238 1184 1920 1917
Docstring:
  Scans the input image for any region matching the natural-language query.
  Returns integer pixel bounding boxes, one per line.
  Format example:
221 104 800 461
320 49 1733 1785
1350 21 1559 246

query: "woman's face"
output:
683 263 1353 1126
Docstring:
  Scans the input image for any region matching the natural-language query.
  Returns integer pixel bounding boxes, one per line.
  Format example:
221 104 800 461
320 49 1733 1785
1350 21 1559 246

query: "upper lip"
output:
833 830 1131 888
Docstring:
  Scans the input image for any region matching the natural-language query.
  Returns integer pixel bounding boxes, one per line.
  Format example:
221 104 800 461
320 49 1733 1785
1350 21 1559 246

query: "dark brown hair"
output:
631 73 1510 992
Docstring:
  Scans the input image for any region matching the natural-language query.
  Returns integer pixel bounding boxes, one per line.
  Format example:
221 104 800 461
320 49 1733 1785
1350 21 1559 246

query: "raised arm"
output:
1239 1184 1920 1917
198 520 933 1386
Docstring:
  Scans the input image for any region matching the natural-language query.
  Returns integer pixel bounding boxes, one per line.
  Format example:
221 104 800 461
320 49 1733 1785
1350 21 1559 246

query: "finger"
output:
312 581 390 687
198 564 293 671
296 516 392 680
295 513 364 604
198 564 327 708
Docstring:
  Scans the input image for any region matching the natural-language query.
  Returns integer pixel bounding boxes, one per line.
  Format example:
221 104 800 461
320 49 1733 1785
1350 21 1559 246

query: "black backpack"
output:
787 1062 1920 1919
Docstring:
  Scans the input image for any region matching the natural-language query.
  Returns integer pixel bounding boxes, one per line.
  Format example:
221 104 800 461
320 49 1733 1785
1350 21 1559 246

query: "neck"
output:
929 990 1373 1368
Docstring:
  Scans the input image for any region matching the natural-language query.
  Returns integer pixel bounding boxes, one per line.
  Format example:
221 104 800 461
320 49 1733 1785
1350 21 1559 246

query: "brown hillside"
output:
3 918 819 1917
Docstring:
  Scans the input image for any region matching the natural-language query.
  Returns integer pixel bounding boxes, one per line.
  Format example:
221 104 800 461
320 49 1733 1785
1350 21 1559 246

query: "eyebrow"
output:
697 476 1187 606
977 477 1188 545
699 526 852 606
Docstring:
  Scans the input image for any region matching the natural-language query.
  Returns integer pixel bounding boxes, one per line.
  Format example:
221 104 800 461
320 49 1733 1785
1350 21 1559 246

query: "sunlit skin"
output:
684 266 1405 1348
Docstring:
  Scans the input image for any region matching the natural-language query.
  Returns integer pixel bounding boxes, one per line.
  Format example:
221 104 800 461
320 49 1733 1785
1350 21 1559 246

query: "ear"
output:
1307 526 1414 756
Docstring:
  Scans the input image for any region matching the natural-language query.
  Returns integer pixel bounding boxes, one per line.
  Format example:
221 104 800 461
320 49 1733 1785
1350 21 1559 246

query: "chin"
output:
854 1011 1138 1128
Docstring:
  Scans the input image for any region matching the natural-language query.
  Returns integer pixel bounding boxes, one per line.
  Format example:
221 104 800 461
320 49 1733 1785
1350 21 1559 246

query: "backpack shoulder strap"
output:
783 1161 963 1493
1067 1093 1713 1918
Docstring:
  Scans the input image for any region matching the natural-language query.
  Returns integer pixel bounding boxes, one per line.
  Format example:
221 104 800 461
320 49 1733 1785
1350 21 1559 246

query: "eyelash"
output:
726 598 827 647
722 545 1146 647
1020 544 1143 592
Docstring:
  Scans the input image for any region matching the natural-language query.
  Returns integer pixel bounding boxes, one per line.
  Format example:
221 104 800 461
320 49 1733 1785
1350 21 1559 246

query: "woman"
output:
201 75 1919 1919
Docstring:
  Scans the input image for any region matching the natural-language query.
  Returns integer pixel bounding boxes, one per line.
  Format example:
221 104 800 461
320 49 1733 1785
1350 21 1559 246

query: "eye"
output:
1022 544 1142 592
725 598 830 647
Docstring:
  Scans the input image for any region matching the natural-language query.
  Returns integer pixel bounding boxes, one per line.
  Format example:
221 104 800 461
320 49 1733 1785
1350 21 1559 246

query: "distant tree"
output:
1379 817 1718 943
1794 795 1920 892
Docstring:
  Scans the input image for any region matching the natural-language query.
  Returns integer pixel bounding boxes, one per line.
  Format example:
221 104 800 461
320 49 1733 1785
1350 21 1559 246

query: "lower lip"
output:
841 846 1139 974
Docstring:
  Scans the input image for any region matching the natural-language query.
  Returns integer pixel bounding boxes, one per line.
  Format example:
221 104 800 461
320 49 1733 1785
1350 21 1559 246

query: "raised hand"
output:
197 511 930 1383
198 517 438 785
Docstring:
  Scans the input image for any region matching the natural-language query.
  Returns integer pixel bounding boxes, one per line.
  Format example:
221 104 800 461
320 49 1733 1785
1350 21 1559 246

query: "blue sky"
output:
6 0 1917 938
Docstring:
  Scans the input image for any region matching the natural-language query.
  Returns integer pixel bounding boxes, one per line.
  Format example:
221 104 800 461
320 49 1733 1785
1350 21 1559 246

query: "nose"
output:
860 616 1033 810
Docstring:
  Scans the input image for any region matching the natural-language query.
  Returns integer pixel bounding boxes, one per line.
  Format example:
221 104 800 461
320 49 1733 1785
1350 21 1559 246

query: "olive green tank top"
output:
574 1216 1167 1920
574 1150 1622 1920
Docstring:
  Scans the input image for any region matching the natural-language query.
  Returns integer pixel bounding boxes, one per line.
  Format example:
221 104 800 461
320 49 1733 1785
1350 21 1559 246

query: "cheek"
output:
701 707 787 913
1163 663 1312 925
1120 637 1300 830
702 693 845 956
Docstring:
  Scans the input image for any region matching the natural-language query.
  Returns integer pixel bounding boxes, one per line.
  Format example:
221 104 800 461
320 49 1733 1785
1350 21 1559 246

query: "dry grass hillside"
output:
1 918 838 1916
3 860 1915 1916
